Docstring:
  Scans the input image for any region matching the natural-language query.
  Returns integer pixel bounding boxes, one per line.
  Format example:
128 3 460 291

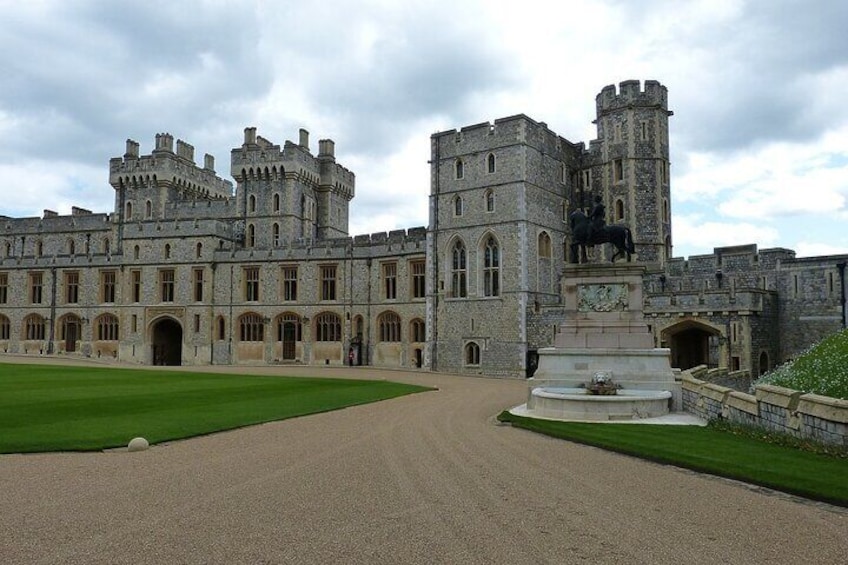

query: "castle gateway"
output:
1 81 845 377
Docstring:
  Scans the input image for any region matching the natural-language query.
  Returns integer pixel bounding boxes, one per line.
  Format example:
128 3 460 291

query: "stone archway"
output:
662 320 721 371
151 317 183 366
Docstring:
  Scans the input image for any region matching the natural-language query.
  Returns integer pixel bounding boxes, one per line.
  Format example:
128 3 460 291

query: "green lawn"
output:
0 363 431 453
498 411 848 506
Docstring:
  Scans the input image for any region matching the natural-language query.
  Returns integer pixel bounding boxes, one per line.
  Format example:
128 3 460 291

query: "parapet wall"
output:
681 367 848 447
596 79 668 115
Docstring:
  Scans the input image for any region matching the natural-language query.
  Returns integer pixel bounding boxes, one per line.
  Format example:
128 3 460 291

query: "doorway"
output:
152 318 183 366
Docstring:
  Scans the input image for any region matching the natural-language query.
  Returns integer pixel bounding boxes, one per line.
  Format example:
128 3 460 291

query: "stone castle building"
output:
1 80 845 377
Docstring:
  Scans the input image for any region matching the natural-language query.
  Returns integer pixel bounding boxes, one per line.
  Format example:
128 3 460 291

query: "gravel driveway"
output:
1 359 845 564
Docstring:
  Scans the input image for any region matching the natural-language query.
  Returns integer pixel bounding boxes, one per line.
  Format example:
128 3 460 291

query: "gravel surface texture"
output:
1 356 846 564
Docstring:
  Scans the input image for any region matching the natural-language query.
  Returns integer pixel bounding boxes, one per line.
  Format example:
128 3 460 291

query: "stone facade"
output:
0 80 846 377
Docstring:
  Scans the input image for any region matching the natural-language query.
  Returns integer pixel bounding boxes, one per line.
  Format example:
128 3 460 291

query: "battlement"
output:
110 134 233 199
231 127 355 196
431 114 578 159
596 79 669 115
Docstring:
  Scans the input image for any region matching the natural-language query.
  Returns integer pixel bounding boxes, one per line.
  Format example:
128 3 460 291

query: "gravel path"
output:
1 359 845 564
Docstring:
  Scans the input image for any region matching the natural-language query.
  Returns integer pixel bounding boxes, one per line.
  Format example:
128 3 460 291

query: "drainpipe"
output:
838 262 846 329
47 266 57 354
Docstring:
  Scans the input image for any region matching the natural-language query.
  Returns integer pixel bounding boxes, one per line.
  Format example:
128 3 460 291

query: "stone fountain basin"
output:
526 387 672 421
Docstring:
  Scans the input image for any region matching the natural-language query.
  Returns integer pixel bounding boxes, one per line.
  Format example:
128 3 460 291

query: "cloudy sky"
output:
1 0 847 259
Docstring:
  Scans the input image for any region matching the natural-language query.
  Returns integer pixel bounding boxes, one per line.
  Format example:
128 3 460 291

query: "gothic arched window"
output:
451 239 467 298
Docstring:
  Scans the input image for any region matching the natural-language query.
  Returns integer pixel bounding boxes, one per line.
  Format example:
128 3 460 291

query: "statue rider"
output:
588 194 606 242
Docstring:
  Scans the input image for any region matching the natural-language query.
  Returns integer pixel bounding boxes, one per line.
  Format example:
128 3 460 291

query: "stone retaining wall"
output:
681 366 848 447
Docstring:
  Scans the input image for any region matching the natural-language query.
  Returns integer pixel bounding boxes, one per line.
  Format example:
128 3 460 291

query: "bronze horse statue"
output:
569 209 635 263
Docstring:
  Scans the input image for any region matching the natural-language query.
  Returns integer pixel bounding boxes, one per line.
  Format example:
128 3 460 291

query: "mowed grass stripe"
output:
499 412 848 506
0 363 431 453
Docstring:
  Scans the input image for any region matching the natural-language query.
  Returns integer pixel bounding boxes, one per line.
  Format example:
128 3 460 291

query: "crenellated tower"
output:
230 127 354 246
592 79 673 264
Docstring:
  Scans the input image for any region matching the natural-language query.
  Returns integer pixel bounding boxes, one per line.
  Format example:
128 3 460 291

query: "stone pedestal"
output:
531 263 680 411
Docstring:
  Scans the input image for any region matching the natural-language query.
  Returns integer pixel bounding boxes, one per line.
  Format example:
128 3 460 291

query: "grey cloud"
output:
0 2 270 168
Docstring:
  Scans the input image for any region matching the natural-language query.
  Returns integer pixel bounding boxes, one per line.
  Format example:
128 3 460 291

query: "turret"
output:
594 80 673 265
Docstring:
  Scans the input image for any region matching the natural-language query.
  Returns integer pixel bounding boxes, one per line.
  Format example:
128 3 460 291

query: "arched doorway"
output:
758 351 769 377
663 321 721 370
152 317 182 366
60 315 81 353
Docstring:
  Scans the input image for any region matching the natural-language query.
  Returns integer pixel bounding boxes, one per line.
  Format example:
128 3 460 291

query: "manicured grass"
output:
0 363 431 453
498 411 848 506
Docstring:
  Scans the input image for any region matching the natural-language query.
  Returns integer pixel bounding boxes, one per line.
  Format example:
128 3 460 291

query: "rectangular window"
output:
282 266 298 301
101 270 116 303
0 272 7 304
65 271 79 304
194 314 201 333
582 169 591 190
193 268 204 302
411 260 426 299
245 267 260 302
131 314 138 333
321 265 337 301
613 159 624 183
30 272 43 304
131 270 142 303
383 262 397 300
160 269 175 302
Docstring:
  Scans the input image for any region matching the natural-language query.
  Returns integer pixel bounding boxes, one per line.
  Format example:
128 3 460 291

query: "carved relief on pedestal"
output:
577 283 629 312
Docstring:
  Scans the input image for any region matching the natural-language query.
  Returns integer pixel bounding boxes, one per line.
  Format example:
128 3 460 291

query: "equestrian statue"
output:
569 195 635 263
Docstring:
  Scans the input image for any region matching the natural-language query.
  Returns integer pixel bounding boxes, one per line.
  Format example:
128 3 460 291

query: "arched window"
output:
196 242 203 259
164 244 171 259
0 314 10 340
353 315 364 339
96 314 119 341
133 245 140 260
455 159 464 179
453 195 463 217
451 239 467 298
247 223 255 247
36 240 43 257
410 318 425 343
239 313 264 342
485 189 495 212
487 153 496 174
378 311 401 342
216 316 226 341
465 342 480 365
315 312 341 341
68 239 75 255
272 223 280 246
103 238 110 255
249 194 256 213
6 241 12 257
125 201 133 220
538 232 552 258
483 236 500 297
663 198 670 223
615 199 625 221
273 193 281 212
23 314 46 340
145 200 152 219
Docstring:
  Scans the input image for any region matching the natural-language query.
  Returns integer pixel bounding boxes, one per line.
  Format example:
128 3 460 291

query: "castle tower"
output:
593 80 673 264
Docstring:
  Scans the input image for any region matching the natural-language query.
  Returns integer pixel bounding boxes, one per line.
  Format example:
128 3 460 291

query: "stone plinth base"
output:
531 347 680 410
